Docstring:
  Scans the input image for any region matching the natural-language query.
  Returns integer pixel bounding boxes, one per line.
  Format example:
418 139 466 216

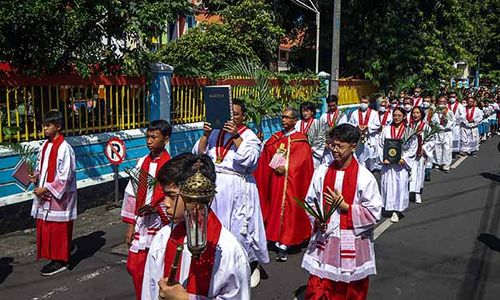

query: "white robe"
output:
142 223 251 300
431 110 455 166
319 111 348 165
379 126 417 212
409 123 435 193
372 112 393 171
301 161 382 282
193 128 269 264
349 109 381 171
460 107 484 153
31 139 77 222
295 119 325 168
448 103 466 152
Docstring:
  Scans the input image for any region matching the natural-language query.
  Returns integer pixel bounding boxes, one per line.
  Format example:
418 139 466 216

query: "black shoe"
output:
276 249 287 262
41 260 67 276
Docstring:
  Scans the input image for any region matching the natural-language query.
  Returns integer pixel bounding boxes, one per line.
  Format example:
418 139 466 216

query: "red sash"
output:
300 118 314 135
358 108 372 127
163 211 222 296
327 110 339 128
215 125 247 163
413 96 422 107
448 102 459 114
466 107 475 122
391 124 405 140
322 158 359 229
414 121 426 155
135 150 171 214
39 134 65 183
380 111 390 125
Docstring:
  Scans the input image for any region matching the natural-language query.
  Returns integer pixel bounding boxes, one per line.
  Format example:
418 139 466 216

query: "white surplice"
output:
409 122 435 193
142 223 251 300
295 118 326 168
31 139 77 222
431 109 455 166
448 102 466 152
378 126 417 212
349 108 381 171
193 128 269 264
301 161 382 282
460 107 484 153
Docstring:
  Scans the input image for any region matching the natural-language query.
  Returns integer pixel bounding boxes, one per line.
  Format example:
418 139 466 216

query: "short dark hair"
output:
328 123 360 144
326 95 338 104
147 119 172 138
43 109 63 126
300 101 316 114
157 153 195 187
283 106 299 119
232 98 246 114
392 106 407 117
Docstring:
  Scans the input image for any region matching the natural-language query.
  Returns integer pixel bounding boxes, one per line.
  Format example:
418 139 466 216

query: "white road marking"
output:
451 155 467 169
32 286 69 299
374 218 394 240
77 266 111 282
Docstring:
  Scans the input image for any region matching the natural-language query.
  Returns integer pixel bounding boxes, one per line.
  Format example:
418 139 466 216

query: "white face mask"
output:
421 102 430 109
462 103 468 107
438 104 446 109
390 103 398 109
360 103 369 111
404 104 412 111
449 97 456 103
379 106 387 113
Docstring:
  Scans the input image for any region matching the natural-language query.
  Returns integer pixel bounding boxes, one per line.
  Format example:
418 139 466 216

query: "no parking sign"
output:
105 137 126 165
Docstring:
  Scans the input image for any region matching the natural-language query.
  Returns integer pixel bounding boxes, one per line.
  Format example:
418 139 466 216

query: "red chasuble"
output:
163 211 222 296
254 131 314 246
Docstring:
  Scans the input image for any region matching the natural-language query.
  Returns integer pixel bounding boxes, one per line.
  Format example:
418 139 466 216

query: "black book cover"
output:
204 85 232 129
383 138 403 164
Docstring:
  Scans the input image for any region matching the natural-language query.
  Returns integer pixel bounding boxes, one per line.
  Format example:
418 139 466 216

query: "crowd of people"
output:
28 85 499 300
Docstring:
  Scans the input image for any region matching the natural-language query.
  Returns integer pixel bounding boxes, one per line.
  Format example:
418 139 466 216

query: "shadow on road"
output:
69 231 106 270
478 233 500 252
480 172 500 183
0 257 14 285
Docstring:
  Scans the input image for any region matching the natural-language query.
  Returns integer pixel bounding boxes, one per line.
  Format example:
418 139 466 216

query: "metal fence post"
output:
149 63 174 153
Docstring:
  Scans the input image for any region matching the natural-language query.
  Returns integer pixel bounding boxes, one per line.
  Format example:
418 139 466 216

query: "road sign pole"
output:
114 164 119 206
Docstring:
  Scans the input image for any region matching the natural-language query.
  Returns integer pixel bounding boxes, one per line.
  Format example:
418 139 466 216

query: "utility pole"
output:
329 0 341 96
291 0 320 74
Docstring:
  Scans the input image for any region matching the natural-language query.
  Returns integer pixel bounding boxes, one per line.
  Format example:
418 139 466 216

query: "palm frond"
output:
125 167 157 195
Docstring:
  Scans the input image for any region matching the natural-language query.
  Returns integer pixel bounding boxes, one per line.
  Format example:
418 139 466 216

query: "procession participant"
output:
142 154 250 300
402 97 413 123
431 97 455 173
460 96 484 157
296 101 325 168
372 98 392 171
31 110 77 276
301 124 382 300
379 107 418 223
193 99 269 288
399 91 407 104
409 107 435 204
422 95 435 181
412 87 423 108
447 91 466 154
349 96 381 171
389 97 399 111
255 107 314 262
121 120 172 299
320 95 348 165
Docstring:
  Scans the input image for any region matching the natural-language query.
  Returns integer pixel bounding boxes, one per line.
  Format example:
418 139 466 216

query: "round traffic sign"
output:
105 137 126 165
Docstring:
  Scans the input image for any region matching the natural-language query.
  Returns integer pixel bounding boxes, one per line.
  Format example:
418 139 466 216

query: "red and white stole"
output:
322 158 359 271
327 110 339 128
379 111 390 126
163 211 222 297
466 107 475 122
391 123 406 140
448 102 459 114
358 108 372 127
39 134 65 184
413 121 426 155
413 96 422 107
300 118 314 135
135 150 171 215
215 125 248 163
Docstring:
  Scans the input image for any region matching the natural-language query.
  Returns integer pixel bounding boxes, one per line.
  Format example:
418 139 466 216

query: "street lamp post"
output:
291 0 320 74
329 0 341 96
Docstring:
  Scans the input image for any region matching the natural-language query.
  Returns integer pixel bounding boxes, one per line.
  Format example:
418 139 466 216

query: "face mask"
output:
438 104 446 109
379 106 386 113
360 103 369 111
404 104 412 111
421 102 430 109
449 97 456 103
462 103 468 107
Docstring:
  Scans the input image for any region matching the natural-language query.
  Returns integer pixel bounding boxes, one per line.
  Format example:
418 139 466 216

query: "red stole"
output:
215 125 248 163
466 107 475 122
39 134 65 183
327 110 339 128
300 118 314 135
380 111 390 125
322 158 359 229
135 150 171 214
163 211 222 296
413 121 425 155
358 108 372 127
448 102 459 114
391 124 405 139
413 96 422 107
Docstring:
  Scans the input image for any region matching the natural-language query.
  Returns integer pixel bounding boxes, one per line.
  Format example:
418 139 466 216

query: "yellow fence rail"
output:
0 74 148 143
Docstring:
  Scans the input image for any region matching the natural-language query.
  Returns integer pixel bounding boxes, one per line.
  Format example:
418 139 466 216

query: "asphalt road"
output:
0 136 499 300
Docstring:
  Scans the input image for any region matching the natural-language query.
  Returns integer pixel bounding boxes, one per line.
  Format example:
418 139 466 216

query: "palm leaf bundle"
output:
293 196 343 224
9 144 38 174
124 167 157 196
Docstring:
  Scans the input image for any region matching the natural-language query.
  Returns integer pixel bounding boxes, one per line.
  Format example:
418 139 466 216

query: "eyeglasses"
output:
328 143 353 151
281 115 296 120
